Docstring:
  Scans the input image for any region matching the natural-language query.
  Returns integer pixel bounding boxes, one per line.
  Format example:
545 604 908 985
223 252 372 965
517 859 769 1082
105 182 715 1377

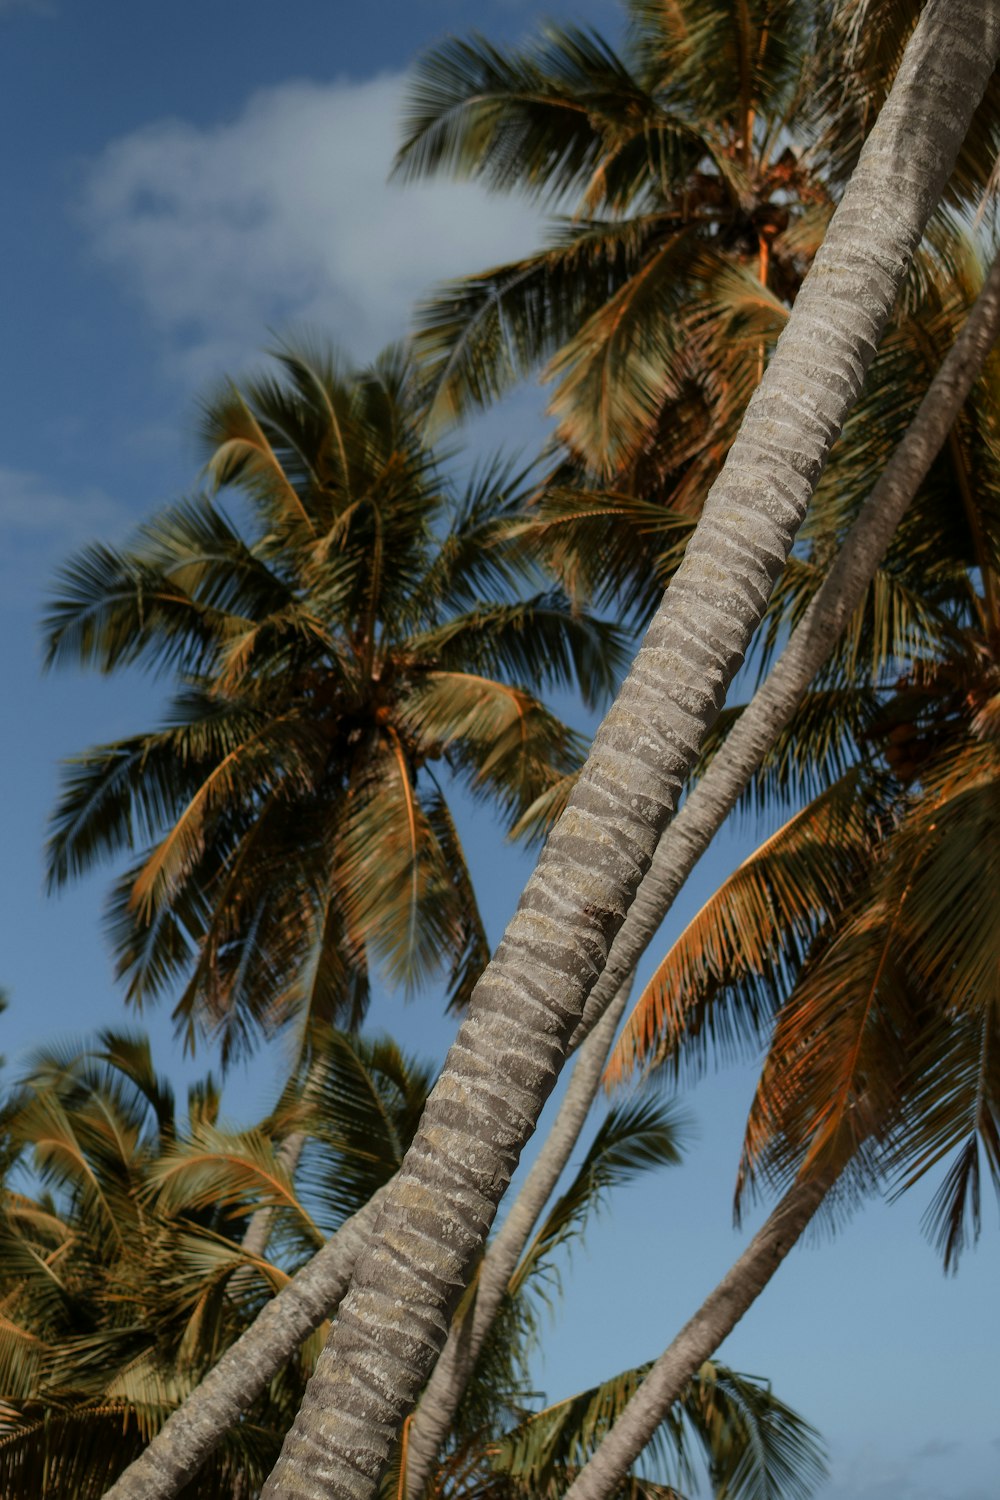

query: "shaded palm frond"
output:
295 1030 435 1229
394 27 653 206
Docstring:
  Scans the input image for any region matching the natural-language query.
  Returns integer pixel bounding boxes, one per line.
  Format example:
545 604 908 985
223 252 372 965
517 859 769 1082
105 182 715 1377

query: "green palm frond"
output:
889 1003 1000 1271
628 1 809 122
491 1356 826 1500
507 767 581 846
418 455 542 615
394 27 651 206
888 734 1000 1010
295 1030 435 1228
402 671 585 827
0 1403 277 1500
42 496 294 677
412 216 669 428
545 229 703 473
607 773 880 1090
515 483 695 625
510 1096 687 1301
145 1124 321 1242
411 594 628 708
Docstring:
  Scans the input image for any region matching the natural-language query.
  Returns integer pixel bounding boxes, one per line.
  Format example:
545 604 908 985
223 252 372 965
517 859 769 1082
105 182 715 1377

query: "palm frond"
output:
510 1097 687 1302
492 1355 825 1500
394 27 649 205
545 230 701 474
607 774 880 1089
295 1030 435 1229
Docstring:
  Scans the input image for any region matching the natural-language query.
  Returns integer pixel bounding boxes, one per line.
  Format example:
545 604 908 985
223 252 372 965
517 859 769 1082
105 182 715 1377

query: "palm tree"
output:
556 649 1000 1500
0 1025 435 1498
395 0 827 484
558 232 1000 1500
395 0 1000 491
256 9 999 1496
43 341 625 1063
0 1024 826 1500
96 235 1000 1500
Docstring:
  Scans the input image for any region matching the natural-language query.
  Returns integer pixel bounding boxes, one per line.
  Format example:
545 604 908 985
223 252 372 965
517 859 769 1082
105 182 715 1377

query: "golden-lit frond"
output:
606 774 878 1089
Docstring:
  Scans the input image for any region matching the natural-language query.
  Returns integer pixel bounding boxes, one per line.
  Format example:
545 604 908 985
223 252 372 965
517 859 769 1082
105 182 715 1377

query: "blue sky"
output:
0 2 997 1496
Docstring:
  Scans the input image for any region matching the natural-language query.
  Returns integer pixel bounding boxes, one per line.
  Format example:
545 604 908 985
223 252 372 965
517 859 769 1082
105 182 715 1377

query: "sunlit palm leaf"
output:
607 774 880 1089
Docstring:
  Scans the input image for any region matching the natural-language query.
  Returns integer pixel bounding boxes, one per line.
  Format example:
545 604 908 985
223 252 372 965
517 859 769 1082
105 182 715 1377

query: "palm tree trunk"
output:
101 1185 389 1500
228 1128 309 1295
402 984 631 1499
402 238 1000 1498
560 1167 838 1500
570 235 1000 1058
258 10 999 1497
102 243 1000 1500
402 231 1000 1500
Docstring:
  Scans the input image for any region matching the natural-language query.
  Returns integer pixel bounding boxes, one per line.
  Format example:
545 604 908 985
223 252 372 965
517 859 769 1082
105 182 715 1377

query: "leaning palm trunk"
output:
402 985 631 1498
559 1165 839 1500
571 237 1000 1057
103 249 1000 1500
404 238 1000 1500
101 1187 389 1500
259 10 999 1497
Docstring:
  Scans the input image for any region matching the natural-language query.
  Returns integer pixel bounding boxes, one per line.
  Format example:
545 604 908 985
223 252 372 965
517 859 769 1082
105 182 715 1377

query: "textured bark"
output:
570 236 1000 1057
260 9 998 1496
560 1170 837 1500
101 1187 388 1500
403 985 631 1499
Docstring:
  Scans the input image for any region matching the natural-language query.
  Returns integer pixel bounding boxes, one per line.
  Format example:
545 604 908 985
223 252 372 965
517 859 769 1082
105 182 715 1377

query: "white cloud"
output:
81 73 547 385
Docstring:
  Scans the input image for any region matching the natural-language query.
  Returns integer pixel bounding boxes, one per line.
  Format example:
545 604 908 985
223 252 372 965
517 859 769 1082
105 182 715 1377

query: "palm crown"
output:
395 0 1000 486
42 342 626 1061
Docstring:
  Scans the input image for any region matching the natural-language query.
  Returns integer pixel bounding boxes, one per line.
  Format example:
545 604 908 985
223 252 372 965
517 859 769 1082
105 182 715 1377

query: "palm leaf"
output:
607 773 880 1089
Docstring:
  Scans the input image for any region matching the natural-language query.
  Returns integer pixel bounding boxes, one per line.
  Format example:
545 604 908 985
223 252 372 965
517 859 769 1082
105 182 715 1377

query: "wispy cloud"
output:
80 73 546 385
823 1438 991 1500
0 466 127 608
0 0 55 15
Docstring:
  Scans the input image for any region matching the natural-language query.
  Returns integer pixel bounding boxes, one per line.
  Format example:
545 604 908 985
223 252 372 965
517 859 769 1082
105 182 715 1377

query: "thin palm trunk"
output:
403 984 631 1498
229 1129 309 1288
570 236 1000 1056
260 10 998 1497
100 1186 389 1500
560 1166 839 1500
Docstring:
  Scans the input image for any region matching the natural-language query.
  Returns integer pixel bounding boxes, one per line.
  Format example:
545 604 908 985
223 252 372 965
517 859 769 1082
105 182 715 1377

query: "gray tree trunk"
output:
402 984 631 1498
401 235 1000 1499
259 9 998 1497
100 1186 389 1500
560 1167 838 1500
569 236 1000 1057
